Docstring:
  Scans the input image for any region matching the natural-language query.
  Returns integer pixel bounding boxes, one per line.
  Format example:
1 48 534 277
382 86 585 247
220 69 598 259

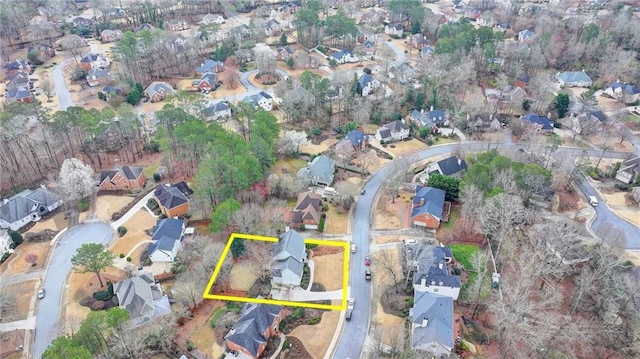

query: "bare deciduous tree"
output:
372 248 403 293
247 241 273 281
231 203 263 234
383 157 410 203
480 193 526 267
278 130 309 156
57 158 95 203
40 74 54 102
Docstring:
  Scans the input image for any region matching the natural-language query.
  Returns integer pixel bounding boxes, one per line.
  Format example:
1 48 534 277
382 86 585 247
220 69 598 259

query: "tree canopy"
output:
70 243 115 287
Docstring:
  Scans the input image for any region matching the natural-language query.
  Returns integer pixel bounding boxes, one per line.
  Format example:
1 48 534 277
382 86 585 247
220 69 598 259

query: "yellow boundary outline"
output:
203 233 349 310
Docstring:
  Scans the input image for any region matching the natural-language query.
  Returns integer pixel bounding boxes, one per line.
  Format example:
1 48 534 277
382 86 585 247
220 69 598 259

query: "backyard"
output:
374 190 412 230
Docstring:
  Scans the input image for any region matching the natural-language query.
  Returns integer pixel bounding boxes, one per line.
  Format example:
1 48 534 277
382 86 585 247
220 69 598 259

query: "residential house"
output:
408 245 461 357
514 73 531 89
424 156 468 180
290 191 322 229
71 16 95 28
358 73 380 96
522 113 554 133
420 45 434 58
74 0 89 9
615 156 640 184
234 49 254 63
346 130 368 151
163 34 188 51
166 19 189 31
300 155 335 186
101 29 123 42
331 49 359 64
195 59 225 74
410 186 447 229
225 302 284 359
280 2 299 14
388 62 414 84
114 272 171 327
375 120 410 143
202 13 226 25
80 53 110 71
362 39 375 56
410 34 430 49
86 68 114 87
203 101 232 122
6 73 33 103
148 218 185 262
153 183 190 217
5 60 31 76
500 85 527 104
98 166 146 191
145 81 175 102
134 23 155 32
411 108 448 129
557 71 593 88
570 111 604 135
101 86 122 98
275 46 296 60
243 91 273 111
101 7 125 19
605 81 640 104
384 23 403 37
272 229 307 287
0 229 13 255
467 113 503 133
265 19 282 37
27 44 55 59
231 24 253 41
359 9 385 25
518 29 535 44
194 72 218 92
0 186 63 231
632 187 640 204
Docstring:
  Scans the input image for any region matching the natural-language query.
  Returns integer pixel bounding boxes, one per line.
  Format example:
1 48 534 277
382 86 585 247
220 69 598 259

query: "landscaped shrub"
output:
322 203 329 211
79 296 97 308
299 224 306 231
283 339 291 349
119 253 125 258
92 301 106 311
93 290 112 301
10 231 23 245
147 198 159 210
126 256 132 262
289 308 306 321
307 317 321 325
305 243 318 250
117 226 127 236
186 341 195 351
317 217 325 232
0 252 11 264
78 200 90 212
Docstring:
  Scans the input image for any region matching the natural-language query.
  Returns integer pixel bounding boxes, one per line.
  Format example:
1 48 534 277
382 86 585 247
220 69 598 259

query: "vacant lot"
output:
312 251 344 291
95 195 136 221
229 260 259 291
271 158 308 176
374 191 411 230
2 280 37 320
190 316 225 358
289 309 341 359
386 139 426 156
299 138 339 154
325 203 348 234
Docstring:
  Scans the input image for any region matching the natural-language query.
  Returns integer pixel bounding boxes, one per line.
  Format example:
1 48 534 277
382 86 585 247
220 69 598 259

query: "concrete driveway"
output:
33 222 115 359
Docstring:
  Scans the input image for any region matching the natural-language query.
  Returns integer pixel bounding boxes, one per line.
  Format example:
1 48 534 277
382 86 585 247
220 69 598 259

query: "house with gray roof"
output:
114 272 171 327
203 101 231 122
518 29 535 44
410 186 447 230
0 186 63 231
153 183 190 217
605 81 640 104
615 156 640 184
413 245 461 299
195 59 225 74
299 155 335 186
148 218 185 262
557 71 593 88
331 49 359 64
271 229 307 287
423 156 467 181
358 73 380 96
522 113 554 133
243 91 273 111
145 81 175 102
5 72 34 103
410 108 448 129
98 165 146 191
86 68 114 87
410 291 454 356
225 301 284 358
375 120 410 143
346 130 368 151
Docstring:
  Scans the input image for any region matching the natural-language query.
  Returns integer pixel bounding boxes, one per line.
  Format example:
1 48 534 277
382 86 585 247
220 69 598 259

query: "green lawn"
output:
143 163 160 178
433 137 457 145
441 206 459 231
450 244 480 270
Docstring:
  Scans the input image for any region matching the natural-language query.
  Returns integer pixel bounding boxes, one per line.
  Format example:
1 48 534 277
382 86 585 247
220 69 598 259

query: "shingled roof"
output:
225 302 283 357
148 218 184 256
411 186 446 221
154 184 188 210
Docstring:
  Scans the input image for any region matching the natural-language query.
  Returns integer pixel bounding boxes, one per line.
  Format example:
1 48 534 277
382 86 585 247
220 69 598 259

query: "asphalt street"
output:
51 59 74 110
33 222 115 359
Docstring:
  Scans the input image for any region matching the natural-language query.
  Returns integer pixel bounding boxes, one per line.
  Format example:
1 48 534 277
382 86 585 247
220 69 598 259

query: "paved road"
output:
51 59 74 110
380 36 406 68
333 142 638 358
33 222 115 359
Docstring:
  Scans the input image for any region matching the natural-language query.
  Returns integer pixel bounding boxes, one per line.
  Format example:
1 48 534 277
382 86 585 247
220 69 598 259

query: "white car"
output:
347 298 355 310
351 244 357 253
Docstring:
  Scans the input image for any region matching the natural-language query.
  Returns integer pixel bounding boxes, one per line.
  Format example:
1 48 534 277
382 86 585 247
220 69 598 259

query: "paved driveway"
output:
33 222 114 358
52 59 74 110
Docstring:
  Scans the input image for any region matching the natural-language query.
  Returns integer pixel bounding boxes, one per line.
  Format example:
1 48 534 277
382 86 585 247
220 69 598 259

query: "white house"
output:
330 49 359 64
411 245 461 300
201 13 226 25
0 186 63 231
148 218 185 262
605 81 640 104
272 229 307 288
80 53 110 70
358 73 380 97
0 229 13 255
204 101 232 122
243 91 273 111
384 23 403 37
375 120 410 143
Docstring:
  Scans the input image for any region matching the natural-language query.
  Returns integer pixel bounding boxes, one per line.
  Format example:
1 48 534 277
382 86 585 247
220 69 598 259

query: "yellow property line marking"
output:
203 233 350 310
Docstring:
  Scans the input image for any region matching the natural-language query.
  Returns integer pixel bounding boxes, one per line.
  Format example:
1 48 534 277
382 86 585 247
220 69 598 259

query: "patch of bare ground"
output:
188 301 225 358
229 258 259 291
94 195 135 222
0 330 26 359
324 203 348 234
375 302 405 344
108 209 156 257
287 309 339 359
0 241 51 275
175 300 223 353
374 191 411 230
309 251 344 291
299 137 338 154
556 189 581 212
379 285 411 317
3 280 37 320
278 336 313 359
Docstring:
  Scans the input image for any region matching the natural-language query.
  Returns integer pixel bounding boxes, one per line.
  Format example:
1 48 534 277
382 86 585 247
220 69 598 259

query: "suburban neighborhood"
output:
1 0 640 359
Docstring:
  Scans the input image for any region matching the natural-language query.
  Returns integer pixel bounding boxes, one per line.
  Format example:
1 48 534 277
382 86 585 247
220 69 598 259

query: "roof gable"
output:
412 291 454 349
436 156 467 176
411 186 445 220
225 302 282 357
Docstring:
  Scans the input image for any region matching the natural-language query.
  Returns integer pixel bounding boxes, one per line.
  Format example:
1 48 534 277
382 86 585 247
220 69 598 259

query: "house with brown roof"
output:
153 183 190 217
98 166 146 191
290 191 323 229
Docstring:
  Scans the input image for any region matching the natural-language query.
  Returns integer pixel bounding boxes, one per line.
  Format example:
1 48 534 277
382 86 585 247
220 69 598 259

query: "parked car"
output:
365 256 371 266
37 288 45 299
347 297 355 310
345 309 353 321
365 269 371 281
351 243 357 253
360 189 366 195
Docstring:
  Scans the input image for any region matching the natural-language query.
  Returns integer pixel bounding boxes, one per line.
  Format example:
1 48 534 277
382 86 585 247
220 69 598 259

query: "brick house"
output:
225 302 284 358
410 186 447 229
290 191 322 229
80 53 110 71
145 81 175 102
166 19 189 31
153 183 190 218
98 166 146 191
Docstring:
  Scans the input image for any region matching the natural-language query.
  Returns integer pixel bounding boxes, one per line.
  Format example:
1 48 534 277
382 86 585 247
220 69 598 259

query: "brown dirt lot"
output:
94 195 136 221
229 260 259 291
311 252 344 291
3 280 37 320
289 309 341 359
374 191 412 230
271 158 308 176
325 203 348 234
375 302 405 345
108 209 156 257
386 139 427 156
0 241 52 275
299 138 339 154
190 313 225 358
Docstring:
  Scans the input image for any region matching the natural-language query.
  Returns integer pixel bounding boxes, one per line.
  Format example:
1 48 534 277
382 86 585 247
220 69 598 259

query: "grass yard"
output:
94 195 136 221
29 212 68 232
2 241 52 275
433 137 458 145
374 191 411 230
271 157 308 176
108 209 156 256
299 138 339 154
450 244 480 270
440 205 460 231
289 310 341 359
311 252 344 291
229 260 259 291
190 318 224 358
386 139 426 156
143 163 160 178
3 280 37 320
324 203 348 234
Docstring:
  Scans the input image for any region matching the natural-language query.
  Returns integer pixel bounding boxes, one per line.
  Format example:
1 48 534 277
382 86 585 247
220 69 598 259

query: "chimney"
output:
466 113 470 120
439 281 443 286
419 198 425 206
422 317 429 327
421 108 425 114
438 262 443 270
458 158 462 166
421 277 426 286
285 226 291 232
489 113 493 120
430 106 434 111
547 111 552 119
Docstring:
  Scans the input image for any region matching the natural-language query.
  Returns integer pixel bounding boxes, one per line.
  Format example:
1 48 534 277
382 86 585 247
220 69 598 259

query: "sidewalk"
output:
0 317 36 331
271 288 343 302
110 192 155 229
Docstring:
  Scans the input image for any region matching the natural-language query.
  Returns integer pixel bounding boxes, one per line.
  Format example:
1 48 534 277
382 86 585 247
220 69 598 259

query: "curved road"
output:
51 59 75 110
334 142 640 359
33 222 115 358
